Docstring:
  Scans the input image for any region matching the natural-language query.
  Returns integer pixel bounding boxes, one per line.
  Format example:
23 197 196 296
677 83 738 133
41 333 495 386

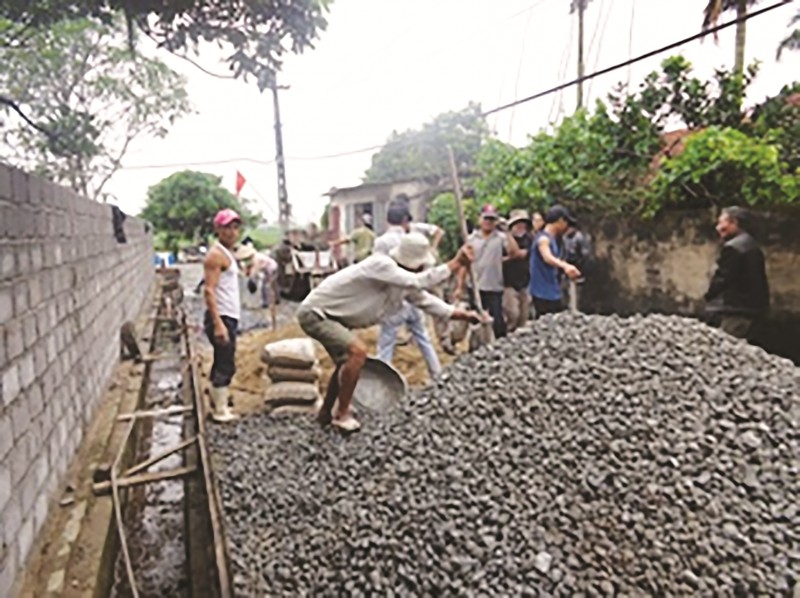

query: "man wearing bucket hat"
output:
502 209 535 332
530 204 582 317
297 232 479 432
203 208 244 422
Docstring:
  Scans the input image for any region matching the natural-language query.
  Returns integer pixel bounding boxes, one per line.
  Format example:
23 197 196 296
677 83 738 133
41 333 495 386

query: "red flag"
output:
235 170 246 196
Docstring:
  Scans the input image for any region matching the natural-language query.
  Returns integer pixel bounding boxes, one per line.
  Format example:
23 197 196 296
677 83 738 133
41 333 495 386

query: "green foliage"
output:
364 103 489 183
750 82 800 172
141 171 257 253
427 192 478 260
470 55 795 219
474 108 651 216
650 127 799 213
0 0 331 91
0 17 191 199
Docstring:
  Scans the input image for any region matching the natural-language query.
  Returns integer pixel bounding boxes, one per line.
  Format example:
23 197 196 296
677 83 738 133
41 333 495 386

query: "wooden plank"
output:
186 326 232 598
117 404 192 422
123 436 197 478
94 466 197 496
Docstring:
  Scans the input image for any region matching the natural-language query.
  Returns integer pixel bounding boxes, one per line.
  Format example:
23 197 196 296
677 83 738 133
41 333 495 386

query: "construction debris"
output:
209 314 799 595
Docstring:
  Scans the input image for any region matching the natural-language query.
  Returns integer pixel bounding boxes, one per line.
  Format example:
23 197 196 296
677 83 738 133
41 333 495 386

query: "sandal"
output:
332 415 361 432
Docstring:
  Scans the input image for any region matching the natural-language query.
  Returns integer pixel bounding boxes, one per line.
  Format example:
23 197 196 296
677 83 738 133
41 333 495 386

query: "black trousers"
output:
532 297 565 318
474 290 506 339
204 312 238 388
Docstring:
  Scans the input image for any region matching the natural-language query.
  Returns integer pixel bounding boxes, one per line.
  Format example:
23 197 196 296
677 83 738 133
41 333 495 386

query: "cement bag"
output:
449 301 471 344
265 381 320 405
267 365 321 384
260 338 317 368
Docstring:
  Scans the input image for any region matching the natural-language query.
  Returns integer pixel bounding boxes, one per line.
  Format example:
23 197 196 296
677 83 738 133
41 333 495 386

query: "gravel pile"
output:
209 314 799 596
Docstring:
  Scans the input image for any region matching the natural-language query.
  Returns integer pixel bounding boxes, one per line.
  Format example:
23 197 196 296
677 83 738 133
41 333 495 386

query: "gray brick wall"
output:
0 163 154 595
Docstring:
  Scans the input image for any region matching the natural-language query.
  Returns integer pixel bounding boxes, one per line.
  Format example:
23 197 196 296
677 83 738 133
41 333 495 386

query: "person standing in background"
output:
502 210 534 333
331 212 375 264
529 205 581 317
374 198 445 378
238 245 280 308
532 211 545 234
562 223 591 310
705 206 769 339
456 204 523 339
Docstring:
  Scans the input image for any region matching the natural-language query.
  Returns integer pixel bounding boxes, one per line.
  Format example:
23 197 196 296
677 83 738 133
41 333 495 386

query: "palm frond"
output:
777 28 800 59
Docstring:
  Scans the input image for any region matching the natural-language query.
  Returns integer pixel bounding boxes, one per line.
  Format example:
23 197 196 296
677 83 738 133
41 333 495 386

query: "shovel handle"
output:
447 145 485 315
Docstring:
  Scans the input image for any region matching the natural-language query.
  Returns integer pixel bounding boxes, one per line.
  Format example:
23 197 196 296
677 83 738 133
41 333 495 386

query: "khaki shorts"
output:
296 307 354 365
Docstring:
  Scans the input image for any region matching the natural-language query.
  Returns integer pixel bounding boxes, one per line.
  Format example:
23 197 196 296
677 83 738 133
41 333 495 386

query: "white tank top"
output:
214 242 241 320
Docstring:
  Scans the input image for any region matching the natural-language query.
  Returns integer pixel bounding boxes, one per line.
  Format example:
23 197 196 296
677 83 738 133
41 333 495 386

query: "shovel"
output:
446 146 495 350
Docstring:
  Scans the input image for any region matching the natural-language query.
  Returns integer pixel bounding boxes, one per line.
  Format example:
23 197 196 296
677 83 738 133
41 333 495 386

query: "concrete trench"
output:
111 317 189 597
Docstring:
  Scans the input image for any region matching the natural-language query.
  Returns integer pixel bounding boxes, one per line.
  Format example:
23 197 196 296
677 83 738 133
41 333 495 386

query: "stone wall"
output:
581 208 800 362
0 163 154 595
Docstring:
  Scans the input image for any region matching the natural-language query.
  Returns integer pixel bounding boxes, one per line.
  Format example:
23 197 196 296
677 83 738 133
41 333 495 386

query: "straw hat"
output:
389 232 436 270
508 209 532 228
234 244 256 261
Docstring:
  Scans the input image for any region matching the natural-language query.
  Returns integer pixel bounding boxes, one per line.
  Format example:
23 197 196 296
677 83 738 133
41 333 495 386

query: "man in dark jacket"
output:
705 206 769 339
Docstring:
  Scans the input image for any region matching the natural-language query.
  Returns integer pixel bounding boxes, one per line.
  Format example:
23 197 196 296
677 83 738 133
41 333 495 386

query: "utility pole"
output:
576 0 586 110
270 80 291 231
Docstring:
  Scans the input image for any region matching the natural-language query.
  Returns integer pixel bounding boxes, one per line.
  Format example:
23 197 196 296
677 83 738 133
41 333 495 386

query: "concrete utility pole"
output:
577 0 586 110
270 81 291 231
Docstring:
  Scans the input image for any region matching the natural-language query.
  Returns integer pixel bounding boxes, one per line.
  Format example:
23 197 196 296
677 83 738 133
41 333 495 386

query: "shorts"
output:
296 307 354 365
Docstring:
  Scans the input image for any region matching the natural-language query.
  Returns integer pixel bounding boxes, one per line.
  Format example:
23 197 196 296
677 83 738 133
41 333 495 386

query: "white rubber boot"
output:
210 386 238 423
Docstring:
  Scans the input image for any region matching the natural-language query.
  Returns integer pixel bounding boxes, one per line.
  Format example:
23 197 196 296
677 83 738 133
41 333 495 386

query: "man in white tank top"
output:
203 208 243 422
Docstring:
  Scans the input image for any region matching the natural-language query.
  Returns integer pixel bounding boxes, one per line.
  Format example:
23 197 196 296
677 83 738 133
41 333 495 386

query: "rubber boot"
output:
210 386 238 423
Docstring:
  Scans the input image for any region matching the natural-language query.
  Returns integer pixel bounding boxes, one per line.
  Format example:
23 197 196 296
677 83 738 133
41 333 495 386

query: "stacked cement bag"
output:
260 338 321 412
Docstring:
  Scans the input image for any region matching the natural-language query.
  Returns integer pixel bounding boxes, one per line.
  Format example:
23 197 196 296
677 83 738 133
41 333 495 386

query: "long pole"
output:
577 0 585 110
271 82 291 231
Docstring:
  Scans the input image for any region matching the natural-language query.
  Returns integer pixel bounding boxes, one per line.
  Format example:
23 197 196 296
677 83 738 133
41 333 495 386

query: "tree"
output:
777 10 800 58
0 18 191 200
427 192 478 260
364 103 489 184
0 0 331 91
702 0 760 78
651 127 798 212
141 170 257 253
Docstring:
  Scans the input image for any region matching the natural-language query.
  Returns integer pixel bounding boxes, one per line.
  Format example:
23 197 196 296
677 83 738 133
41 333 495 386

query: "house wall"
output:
580 208 800 362
0 163 154 595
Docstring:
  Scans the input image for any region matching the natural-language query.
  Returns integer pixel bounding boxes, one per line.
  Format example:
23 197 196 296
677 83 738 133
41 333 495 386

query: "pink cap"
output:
480 204 499 219
213 208 241 227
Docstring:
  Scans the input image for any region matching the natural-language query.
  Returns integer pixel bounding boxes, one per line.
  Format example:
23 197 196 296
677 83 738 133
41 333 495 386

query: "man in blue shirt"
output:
529 205 582 317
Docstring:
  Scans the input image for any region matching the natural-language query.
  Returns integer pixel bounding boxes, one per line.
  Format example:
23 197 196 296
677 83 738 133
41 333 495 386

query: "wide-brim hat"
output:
234 244 256 261
389 232 436 270
508 209 532 228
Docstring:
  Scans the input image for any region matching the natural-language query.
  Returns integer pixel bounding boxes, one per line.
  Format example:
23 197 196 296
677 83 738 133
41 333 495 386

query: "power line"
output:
482 0 793 117
119 1 792 173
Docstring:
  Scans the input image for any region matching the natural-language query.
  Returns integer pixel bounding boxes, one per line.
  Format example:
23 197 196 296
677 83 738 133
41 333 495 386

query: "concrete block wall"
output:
0 163 154 595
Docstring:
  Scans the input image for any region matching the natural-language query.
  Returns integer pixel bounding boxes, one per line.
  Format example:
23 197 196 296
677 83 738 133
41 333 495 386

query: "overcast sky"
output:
106 0 800 224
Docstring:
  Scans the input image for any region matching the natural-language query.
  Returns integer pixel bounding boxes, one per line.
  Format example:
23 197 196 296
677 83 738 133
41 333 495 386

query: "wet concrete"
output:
111 312 188 597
